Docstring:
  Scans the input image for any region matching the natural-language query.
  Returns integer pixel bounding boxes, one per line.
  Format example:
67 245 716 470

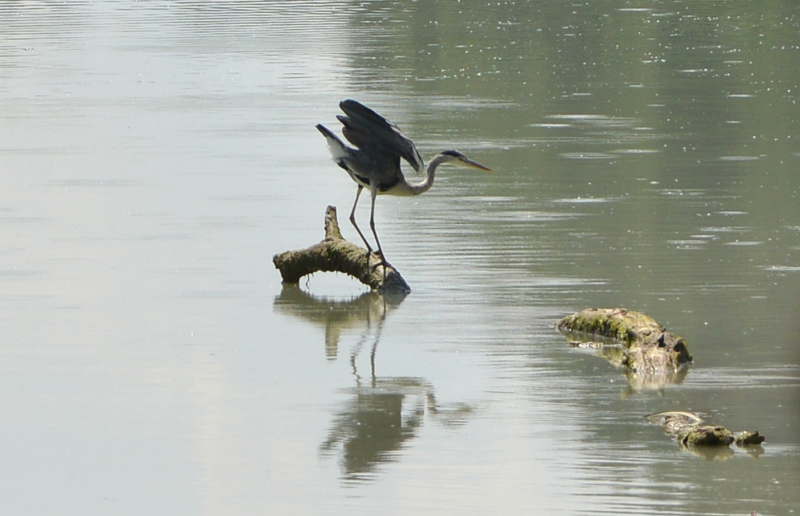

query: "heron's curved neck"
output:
404 153 451 196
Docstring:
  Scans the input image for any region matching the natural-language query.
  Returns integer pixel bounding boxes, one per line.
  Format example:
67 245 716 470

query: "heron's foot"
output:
366 250 392 275
371 258 392 272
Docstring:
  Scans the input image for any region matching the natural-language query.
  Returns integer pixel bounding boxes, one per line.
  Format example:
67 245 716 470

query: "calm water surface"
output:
1 1 798 515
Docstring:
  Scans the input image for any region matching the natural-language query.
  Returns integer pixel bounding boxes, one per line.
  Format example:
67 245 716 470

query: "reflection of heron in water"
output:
321 323 474 483
320 375 474 482
316 99 492 268
274 285 474 481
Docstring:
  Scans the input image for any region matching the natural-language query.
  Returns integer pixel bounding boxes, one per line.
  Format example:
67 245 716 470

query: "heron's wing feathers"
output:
338 99 424 173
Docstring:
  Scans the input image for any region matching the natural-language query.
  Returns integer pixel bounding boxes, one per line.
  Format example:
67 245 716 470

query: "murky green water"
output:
1 1 798 514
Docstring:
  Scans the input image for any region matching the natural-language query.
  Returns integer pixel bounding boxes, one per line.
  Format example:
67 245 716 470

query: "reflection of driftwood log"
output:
557 308 693 373
646 411 765 449
273 206 411 294
273 285 403 360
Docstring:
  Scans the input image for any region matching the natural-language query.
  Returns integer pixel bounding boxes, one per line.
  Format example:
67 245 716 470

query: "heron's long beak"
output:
459 156 493 172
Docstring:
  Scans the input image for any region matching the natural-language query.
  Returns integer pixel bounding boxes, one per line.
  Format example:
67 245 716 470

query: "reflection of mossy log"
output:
646 411 766 449
273 206 411 294
557 308 692 373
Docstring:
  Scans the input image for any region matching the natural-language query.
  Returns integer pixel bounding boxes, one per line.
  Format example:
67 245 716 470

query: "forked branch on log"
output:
273 206 411 294
646 410 765 449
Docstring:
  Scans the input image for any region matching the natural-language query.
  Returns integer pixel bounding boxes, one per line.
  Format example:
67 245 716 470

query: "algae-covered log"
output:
676 425 735 447
273 206 410 294
557 308 692 373
735 430 767 446
646 411 765 451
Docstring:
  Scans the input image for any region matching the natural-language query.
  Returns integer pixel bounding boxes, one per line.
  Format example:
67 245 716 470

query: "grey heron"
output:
316 99 491 268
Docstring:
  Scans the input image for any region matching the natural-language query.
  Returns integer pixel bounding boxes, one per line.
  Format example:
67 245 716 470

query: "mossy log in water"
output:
646 411 766 449
557 308 692 373
273 206 411 294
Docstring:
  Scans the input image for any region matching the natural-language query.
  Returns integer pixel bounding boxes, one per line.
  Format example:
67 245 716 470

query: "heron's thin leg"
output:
368 187 389 266
349 185 373 253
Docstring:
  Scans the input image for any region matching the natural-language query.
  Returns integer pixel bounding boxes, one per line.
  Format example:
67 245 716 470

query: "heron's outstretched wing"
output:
337 99 424 173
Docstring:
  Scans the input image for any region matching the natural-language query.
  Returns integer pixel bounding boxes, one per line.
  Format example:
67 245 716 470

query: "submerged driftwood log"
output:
273 206 411 294
557 308 693 374
646 411 766 449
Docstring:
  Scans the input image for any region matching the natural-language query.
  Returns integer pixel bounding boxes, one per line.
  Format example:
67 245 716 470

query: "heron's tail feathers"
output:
316 124 350 162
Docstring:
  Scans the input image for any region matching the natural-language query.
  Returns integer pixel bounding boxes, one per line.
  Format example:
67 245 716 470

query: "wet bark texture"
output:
272 206 411 294
557 308 693 373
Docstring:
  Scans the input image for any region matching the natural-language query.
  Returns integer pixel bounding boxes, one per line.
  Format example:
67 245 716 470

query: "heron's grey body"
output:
316 99 491 265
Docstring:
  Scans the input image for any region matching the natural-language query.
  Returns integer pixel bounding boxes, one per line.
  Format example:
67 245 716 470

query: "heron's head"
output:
440 150 492 171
